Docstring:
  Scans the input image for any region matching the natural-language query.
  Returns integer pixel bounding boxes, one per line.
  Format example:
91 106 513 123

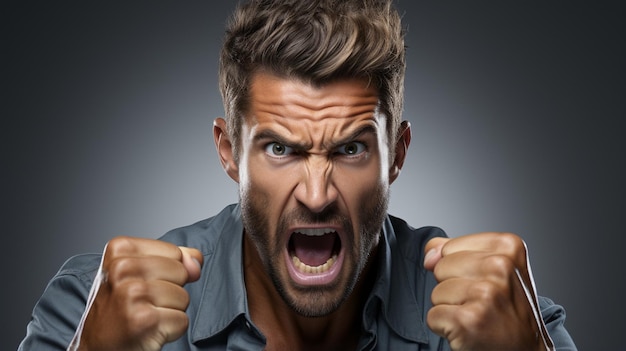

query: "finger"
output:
427 302 493 351
441 233 537 307
424 237 449 271
154 307 190 345
179 247 203 282
426 304 460 342
95 293 190 350
143 280 191 311
112 279 191 311
440 232 528 270
104 236 186 264
107 256 190 286
432 251 516 283
431 276 518 314
430 278 473 306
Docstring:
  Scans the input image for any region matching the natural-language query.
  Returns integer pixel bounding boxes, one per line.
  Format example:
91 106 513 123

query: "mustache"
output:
281 204 349 227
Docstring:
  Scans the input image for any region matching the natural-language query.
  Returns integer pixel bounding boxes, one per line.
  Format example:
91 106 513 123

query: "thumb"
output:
179 247 203 283
424 237 449 271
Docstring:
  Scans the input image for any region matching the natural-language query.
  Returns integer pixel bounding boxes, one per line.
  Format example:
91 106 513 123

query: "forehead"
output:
246 72 383 137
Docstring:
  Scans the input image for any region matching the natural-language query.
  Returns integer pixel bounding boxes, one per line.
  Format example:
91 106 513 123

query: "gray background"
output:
4 1 624 350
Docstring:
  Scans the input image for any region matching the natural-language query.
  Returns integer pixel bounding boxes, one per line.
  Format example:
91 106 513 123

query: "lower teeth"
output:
292 255 337 274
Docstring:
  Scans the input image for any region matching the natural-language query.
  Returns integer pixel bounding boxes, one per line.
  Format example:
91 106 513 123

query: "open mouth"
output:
285 227 344 285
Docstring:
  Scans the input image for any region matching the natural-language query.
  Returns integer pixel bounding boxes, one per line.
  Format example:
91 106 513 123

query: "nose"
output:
293 157 338 213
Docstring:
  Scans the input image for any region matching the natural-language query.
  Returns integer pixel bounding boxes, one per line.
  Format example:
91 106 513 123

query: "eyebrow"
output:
253 129 312 150
253 124 378 151
328 124 378 150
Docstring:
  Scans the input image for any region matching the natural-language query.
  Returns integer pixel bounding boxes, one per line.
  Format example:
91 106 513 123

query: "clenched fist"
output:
424 232 554 351
73 236 203 351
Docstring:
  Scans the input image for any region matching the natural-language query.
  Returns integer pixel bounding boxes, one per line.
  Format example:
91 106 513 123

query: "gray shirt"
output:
19 204 576 350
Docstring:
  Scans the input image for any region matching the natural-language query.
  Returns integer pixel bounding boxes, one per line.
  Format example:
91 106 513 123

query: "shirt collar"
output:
190 205 430 344
367 216 430 344
190 204 248 343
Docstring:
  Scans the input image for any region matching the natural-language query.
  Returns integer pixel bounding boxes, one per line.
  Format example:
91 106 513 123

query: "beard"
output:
240 185 389 317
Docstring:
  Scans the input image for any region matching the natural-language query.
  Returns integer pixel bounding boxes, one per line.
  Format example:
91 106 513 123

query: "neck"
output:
243 233 379 351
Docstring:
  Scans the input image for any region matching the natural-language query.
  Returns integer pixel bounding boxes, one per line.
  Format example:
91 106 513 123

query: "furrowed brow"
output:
253 129 312 150
328 124 378 149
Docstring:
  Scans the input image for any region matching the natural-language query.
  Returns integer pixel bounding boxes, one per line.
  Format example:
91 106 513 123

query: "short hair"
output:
219 0 406 161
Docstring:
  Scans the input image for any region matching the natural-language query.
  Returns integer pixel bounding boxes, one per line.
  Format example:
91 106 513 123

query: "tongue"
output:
292 232 336 267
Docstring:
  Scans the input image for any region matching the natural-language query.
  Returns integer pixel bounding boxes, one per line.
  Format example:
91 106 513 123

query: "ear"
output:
213 117 240 183
389 120 411 184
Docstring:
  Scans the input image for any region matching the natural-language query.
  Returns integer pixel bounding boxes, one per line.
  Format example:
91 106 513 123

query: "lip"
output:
284 225 346 286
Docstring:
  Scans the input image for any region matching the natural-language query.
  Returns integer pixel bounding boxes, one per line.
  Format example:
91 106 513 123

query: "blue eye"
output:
336 142 366 155
265 142 293 156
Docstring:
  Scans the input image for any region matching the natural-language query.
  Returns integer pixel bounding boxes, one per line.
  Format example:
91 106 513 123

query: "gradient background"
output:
4 1 624 350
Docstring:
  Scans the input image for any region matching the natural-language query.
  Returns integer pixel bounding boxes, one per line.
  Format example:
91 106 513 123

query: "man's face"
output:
236 72 392 317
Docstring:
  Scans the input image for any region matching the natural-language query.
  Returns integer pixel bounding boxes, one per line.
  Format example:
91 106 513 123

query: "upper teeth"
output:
295 228 334 236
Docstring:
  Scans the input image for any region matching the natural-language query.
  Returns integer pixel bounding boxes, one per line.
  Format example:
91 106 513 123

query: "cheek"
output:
335 164 386 208
242 156 297 217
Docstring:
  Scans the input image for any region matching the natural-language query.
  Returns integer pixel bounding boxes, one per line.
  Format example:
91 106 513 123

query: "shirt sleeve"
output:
18 254 101 351
539 296 578 351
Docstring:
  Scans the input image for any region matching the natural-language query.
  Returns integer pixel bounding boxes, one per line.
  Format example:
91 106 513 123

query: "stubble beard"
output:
240 186 389 318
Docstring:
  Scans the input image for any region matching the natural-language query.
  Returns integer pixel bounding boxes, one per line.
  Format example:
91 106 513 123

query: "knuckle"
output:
455 304 488 334
468 281 508 308
126 305 159 335
496 232 528 265
122 280 151 301
482 254 515 281
108 280 150 306
105 236 139 258
107 257 138 283
468 281 498 301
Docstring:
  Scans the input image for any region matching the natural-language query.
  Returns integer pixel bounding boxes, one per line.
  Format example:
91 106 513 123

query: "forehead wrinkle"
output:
248 73 382 151
278 99 380 150
252 105 382 151
281 116 380 155
250 72 379 120
282 93 379 119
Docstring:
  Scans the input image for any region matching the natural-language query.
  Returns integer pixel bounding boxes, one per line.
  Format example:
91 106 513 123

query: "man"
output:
20 0 576 350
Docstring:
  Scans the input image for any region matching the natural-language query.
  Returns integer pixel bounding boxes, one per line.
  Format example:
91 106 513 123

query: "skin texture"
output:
214 73 406 350
78 237 203 351
424 234 555 351
75 74 554 351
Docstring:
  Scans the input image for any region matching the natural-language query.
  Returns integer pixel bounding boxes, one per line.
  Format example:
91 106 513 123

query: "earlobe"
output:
389 121 411 184
213 118 240 183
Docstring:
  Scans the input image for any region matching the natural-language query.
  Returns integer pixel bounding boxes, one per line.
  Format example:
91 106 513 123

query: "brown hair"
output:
219 0 406 161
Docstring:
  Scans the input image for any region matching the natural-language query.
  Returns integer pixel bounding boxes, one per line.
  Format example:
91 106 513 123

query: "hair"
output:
219 0 406 161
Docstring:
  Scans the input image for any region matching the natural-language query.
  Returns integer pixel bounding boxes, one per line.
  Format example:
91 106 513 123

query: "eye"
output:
265 142 294 157
336 141 366 156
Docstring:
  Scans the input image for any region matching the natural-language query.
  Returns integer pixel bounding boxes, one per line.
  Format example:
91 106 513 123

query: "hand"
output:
77 236 203 351
424 233 554 351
